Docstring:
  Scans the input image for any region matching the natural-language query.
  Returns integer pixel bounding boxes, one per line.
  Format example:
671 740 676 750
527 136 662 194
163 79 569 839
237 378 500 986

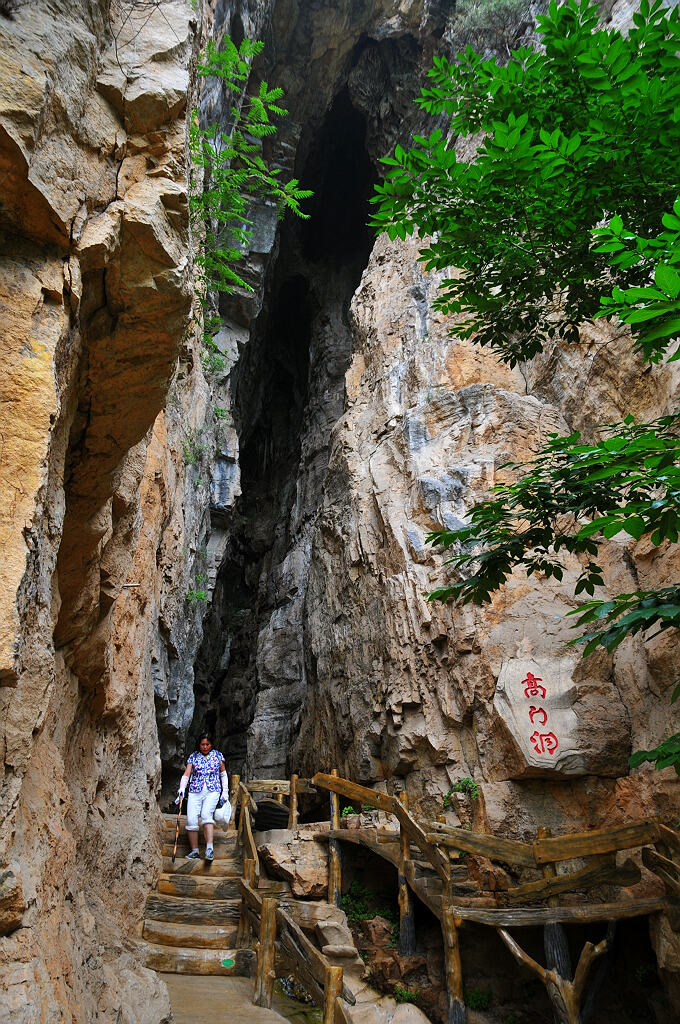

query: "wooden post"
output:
538 827 573 986
328 768 342 908
324 964 343 1024
229 774 240 829
398 790 416 956
237 857 257 948
288 773 299 829
441 902 466 1024
254 897 277 1008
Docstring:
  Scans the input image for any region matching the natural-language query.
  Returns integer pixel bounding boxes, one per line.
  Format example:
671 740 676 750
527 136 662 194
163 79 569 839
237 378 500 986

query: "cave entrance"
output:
185 83 378 781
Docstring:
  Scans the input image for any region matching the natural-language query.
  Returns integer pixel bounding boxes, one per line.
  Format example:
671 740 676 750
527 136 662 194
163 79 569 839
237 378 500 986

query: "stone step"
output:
144 893 241 926
142 919 238 949
158 874 242 900
137 939 255 976
161 842 238 860
157 873 291 899
162 814 236 833
162 856 241 876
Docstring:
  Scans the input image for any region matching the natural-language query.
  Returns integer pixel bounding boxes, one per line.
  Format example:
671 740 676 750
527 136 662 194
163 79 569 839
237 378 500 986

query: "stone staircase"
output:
135 813 288 976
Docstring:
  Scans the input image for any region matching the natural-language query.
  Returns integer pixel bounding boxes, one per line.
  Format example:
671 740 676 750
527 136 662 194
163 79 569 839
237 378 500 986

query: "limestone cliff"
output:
0 1 206 1019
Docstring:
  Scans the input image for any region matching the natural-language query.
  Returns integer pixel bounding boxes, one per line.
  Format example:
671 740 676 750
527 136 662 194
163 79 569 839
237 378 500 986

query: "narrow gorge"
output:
1 0 679 1022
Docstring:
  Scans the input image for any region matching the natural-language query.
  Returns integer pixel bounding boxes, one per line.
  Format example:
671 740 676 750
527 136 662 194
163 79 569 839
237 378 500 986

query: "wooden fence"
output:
237 877 356 1024
311 771 680 1024
228 770 678 1024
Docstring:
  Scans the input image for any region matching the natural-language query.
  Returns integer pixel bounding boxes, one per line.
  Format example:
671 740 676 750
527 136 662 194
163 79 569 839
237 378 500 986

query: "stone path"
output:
160 975 289 1023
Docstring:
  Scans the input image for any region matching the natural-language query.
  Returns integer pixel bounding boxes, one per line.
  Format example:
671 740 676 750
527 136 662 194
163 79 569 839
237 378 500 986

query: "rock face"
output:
0 1 203 1019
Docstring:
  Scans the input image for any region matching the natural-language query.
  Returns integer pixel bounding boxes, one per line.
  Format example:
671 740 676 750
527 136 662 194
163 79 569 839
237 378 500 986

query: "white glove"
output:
220 770 228 798
175 776 188 804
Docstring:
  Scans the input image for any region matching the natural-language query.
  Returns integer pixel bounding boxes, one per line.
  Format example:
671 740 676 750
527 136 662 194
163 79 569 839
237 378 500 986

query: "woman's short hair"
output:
198 733 214 746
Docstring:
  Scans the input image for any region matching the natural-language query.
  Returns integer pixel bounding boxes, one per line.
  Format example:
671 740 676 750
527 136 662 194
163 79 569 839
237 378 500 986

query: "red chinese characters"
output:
530 730 559 755
528 705 548 726
520 671 559 757
522 672 546 700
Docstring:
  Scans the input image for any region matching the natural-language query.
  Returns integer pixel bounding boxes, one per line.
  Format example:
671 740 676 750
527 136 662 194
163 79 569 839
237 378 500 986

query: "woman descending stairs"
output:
135 813 286 976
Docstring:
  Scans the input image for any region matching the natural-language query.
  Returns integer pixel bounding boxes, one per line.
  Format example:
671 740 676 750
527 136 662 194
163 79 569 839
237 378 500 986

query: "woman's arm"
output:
220 761 228 797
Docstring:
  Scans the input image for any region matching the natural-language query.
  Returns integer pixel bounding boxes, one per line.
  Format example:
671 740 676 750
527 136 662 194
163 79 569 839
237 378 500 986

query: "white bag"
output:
214 799 232 825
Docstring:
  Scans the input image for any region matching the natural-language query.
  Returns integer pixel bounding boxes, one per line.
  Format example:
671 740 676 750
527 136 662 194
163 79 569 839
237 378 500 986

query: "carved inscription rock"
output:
492 656 630 779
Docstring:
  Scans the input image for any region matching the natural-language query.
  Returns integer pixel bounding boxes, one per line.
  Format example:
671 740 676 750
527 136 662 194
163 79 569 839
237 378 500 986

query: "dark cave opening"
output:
187 82 379 778
298 87 379 271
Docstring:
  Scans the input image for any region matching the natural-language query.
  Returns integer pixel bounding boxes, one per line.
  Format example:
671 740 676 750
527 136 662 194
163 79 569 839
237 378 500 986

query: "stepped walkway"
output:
135 774 680 1024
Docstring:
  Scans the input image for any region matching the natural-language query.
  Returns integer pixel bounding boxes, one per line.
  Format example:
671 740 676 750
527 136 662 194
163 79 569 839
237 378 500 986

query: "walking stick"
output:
171 791 185 864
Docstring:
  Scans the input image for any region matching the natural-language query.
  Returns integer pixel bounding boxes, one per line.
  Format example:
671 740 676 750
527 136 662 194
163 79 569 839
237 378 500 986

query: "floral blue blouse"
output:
187 750 225 794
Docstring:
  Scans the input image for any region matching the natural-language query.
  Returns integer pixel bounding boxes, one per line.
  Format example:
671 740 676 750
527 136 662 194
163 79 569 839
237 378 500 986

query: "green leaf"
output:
655 263 680 298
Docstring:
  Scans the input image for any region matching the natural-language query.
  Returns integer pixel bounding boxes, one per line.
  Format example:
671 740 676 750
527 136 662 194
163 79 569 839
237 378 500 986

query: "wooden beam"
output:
533 820 660 864
427 822 535 867
276 907 356 1005
439 897 667 928
508 855 641 901
312 772 394 813
254 898 277 1008
246 779 291 793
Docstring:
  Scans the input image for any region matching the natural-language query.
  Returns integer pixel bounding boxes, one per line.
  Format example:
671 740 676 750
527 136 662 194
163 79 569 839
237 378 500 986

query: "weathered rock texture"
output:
0 1 209 1019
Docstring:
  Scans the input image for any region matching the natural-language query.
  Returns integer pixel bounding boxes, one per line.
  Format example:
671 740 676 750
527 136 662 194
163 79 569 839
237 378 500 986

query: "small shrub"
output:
444 777 480 808
465 987 491 1010
341 805 357 817
186 589 207 604
394 985 419 1005
202 350 227 377
183 428 207 465
196 573 208 584
362 803 377 812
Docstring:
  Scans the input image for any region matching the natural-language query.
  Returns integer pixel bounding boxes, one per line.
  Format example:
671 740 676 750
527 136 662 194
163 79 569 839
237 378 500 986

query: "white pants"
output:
186 785 220 831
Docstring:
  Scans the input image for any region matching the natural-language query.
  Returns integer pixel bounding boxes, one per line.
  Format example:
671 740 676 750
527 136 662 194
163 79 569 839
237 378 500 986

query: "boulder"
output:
257 827 329 898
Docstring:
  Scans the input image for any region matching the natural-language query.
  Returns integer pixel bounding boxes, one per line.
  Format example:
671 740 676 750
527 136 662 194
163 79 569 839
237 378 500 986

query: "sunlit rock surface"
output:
0 1 198 1019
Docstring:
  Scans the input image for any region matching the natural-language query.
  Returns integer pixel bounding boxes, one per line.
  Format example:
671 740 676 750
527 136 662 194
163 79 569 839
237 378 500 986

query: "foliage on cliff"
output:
190 37 311 297
372 0 680 772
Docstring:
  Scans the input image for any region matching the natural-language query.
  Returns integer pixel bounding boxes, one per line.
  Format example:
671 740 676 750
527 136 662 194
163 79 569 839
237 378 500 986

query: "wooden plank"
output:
507 856 641 902
254 898 277 1008
312 772 395 813
533 820 660 864
642 847 680 897
446 897 667 928
238 783 258 813
295 779 317 794
427 822 535 868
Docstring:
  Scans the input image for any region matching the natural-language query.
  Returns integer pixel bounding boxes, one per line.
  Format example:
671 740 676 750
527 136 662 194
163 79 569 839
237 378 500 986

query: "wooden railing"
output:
237 877 356 1024
227 769 678 1024
312 771 680 1024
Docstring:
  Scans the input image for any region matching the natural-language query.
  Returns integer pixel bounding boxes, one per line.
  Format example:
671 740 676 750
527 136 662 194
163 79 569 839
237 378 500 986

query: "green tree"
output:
371 0 680 773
